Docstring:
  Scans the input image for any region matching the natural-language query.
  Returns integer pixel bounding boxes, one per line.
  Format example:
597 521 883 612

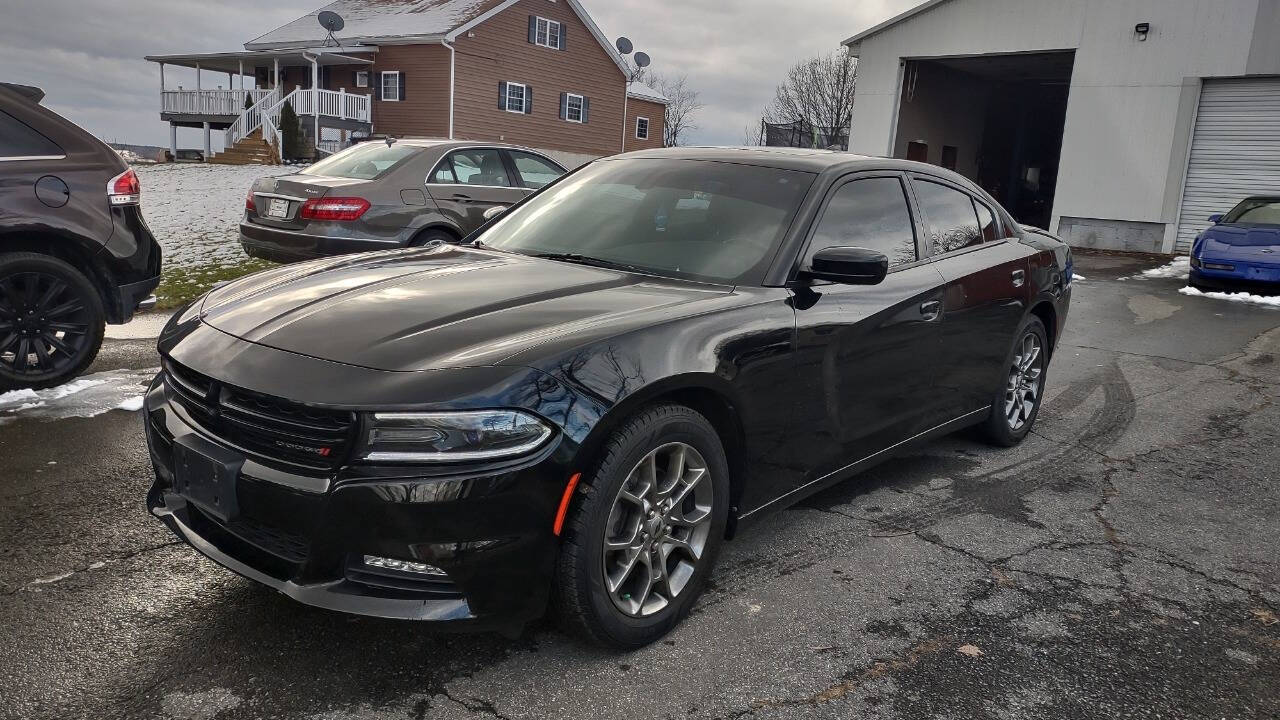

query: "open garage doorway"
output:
893 52 1074 230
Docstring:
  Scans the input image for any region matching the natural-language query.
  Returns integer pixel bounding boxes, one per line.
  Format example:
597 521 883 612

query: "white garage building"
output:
844 0 1280 254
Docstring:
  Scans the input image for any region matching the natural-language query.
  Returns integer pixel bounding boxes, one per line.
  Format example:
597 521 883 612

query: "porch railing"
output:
289 88 371 122
225 86 282 146
161 89 271 116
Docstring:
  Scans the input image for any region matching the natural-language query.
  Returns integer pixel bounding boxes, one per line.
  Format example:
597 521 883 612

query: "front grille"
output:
163 359 358 472
224 516 310 563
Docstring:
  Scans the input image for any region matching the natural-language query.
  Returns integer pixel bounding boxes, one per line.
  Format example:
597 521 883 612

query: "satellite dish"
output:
634 52 651 68
615 36 633 55
318 10 345 32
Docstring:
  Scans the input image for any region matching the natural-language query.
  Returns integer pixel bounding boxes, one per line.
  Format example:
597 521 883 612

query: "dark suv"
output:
0 83 162 390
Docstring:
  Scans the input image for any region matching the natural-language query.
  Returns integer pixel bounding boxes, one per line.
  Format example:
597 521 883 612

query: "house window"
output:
635 116 649 140
535 17 562 48
355 71 369 88
381 71 402 102
506 82 527 113
566 93 584 123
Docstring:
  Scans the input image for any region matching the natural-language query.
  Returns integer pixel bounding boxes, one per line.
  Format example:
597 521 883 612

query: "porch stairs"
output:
209 130 278 166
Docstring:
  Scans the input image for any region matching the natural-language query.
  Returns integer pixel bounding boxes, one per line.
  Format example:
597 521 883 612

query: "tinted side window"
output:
428 158 456 184
0 111 62 158
445 149 511 187
974 199 999 241
915 180 982 254
509 151 563 189
806 177 918 268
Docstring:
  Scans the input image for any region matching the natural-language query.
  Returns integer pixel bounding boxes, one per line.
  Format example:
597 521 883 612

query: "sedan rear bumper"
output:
240 220 405 263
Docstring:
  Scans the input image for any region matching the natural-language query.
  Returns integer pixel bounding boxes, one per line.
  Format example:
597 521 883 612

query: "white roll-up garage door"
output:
1174 78 1280 255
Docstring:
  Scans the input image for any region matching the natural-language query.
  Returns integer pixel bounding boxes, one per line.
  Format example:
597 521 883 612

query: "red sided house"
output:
145 0 668 165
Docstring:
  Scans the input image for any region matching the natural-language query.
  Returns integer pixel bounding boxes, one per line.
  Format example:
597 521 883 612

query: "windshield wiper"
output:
530 252 641 273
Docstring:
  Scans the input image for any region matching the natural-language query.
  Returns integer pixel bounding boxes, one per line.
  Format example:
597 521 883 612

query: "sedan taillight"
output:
300 197 370 221
107 168 140 206
245 189 256 213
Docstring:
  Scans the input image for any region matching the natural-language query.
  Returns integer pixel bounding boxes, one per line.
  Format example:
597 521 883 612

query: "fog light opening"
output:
362 555 448 577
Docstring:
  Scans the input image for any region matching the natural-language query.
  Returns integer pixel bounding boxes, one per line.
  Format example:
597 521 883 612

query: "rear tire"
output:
0 252 105 391
408 229 458 247
555 403 729 649
979 316 1048 447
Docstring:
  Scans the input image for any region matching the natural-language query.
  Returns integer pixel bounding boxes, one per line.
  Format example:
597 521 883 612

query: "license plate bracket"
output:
267 198 290 218
172 434 244 522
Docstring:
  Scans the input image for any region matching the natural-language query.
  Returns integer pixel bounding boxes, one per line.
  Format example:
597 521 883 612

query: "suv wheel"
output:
0 252 105 391
555 403 729 649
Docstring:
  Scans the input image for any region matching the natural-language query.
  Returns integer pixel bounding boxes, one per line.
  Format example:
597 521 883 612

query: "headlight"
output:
362 410 553 463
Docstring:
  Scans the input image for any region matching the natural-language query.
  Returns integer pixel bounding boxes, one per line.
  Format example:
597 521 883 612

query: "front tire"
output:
979 316 1048 447
0 252 105 391
555 403 729 649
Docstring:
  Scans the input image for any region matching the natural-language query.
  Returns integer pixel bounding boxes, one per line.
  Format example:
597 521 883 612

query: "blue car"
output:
1189 196 1280 292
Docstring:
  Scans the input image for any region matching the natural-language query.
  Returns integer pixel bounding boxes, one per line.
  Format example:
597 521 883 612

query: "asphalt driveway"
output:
1 251 1277 719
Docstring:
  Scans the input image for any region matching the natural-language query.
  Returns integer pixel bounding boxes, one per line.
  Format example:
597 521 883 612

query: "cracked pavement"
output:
1 251 1277 719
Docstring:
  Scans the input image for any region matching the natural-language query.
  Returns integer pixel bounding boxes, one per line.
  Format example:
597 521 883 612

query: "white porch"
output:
145 48 376 162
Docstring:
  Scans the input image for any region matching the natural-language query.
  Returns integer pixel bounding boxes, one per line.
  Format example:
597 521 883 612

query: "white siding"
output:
848 0 1265 242
1174 78 1280 254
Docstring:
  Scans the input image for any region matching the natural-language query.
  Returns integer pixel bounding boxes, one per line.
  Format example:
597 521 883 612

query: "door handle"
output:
1011 269 1026 288
920 300 942 321
452 193 473 203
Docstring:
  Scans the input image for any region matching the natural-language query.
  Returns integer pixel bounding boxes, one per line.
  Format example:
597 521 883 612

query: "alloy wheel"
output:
601 442 714 618
1005 331 1044 431
0 271 93 379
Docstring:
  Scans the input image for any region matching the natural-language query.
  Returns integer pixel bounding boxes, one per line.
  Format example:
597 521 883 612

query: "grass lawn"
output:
154 258 277 311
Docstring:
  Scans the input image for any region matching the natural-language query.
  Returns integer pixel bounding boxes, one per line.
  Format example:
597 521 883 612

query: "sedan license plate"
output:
172 435 244 522
1246 267 1280 282
267 198 290 218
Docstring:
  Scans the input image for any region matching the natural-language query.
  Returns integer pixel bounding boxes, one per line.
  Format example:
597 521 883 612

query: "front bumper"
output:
240 221 405 263
1190 264 1280 293
143 371 568 629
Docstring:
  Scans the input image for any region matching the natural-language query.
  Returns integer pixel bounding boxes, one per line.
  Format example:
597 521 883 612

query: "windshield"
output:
301 142 421 180
1223 198 1280 225
479 158 815 285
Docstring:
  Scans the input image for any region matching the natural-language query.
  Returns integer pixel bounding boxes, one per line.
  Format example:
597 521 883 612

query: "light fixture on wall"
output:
1135 22 1151 41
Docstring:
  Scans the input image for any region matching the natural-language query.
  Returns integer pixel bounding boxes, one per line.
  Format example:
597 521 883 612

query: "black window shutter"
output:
559 25 567 50
528 15 537 43
398 72 406 101
559 92 567 120
525 86 533 114
376 73 382 100
582 97 590 123
352 71 358 87
498 81 508 110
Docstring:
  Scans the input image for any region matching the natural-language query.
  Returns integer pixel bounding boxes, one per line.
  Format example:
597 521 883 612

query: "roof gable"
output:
842 0 952 48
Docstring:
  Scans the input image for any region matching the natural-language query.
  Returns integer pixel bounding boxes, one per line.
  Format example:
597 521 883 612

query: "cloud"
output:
0 0 922 148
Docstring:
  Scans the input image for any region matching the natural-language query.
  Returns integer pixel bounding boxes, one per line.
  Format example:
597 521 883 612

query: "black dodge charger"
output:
145 147 1071 648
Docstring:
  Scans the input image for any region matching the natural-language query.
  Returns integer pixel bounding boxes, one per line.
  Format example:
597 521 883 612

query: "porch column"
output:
202 121 211 160
311 57 320 153
159 62 165 93
238 60 244 93
273 58 280 89
195 63 201 92
169 123 177 160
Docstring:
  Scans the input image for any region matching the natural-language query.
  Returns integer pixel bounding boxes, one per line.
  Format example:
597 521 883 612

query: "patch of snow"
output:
117 149 156 165
136 163 305 270
1139 256 1190 279
105 311 176 340
116 396 146 412
1179 286 1280 308
0 368 158 424
1072 274 1087 281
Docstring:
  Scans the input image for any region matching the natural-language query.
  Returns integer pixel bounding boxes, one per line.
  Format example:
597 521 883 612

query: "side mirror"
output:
804 247 889 285
1208 214 1224 223
483 205 508 221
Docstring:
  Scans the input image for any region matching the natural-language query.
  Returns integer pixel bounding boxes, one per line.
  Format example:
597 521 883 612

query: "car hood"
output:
1201 225 1280 259
198 245 729 372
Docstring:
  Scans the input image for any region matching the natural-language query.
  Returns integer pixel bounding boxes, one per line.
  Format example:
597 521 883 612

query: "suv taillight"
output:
300 197 370 221
107 168 140 206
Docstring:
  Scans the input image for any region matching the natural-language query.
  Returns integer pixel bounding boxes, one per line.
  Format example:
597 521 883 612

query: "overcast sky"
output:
0 0 921 149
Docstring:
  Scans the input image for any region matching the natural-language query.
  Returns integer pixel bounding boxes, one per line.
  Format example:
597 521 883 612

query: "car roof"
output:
391 138 544 153
605 145 969 179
